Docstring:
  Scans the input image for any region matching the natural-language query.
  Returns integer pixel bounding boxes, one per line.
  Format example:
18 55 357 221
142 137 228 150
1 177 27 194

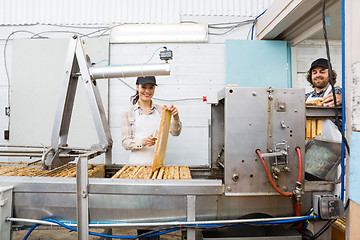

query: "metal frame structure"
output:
42 36 170 170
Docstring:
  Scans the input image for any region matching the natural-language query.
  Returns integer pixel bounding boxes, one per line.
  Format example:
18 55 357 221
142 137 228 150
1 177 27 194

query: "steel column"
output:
76 156 89 240
187 195 196 240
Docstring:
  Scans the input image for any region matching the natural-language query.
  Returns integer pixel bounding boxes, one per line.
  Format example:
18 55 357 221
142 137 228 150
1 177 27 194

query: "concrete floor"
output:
11 227 182 240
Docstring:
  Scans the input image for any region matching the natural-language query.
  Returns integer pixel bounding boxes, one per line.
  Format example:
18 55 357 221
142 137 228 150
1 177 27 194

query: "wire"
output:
321 0 350 156
251 9 267 40
143 46 166 64
208 20 254 35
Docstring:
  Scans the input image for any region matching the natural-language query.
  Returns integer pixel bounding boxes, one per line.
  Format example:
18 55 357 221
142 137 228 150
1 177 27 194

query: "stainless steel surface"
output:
76 156 89 240
212 87 305 196
89 63 170 79
0 175 325 224
76 39 112 150
306 106 342 118
0 186 13 240
46 37 113 169
304 181 334 192
187 195 196 240
210 98 224 168
305 139 341 181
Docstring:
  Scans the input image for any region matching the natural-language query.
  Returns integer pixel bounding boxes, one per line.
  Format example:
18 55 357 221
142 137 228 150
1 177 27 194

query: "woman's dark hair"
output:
131 91 139 105
306 69 337 88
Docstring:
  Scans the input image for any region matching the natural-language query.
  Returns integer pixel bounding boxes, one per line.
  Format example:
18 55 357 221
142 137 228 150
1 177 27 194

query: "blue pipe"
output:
341 0 345 202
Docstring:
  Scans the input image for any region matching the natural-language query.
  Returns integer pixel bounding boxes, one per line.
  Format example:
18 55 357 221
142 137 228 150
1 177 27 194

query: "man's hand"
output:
322 93 342 107
167 105 179 119
142 135 157 147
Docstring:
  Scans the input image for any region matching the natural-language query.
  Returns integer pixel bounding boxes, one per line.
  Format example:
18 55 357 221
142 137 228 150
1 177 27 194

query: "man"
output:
305 58 342 142
305 58 342 107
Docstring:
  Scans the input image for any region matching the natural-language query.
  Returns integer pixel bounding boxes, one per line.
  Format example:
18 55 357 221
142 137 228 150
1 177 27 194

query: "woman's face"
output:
137 83 156 102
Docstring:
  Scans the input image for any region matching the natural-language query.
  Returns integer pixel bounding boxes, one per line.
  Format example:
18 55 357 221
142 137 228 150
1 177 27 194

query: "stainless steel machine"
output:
0 37 344 240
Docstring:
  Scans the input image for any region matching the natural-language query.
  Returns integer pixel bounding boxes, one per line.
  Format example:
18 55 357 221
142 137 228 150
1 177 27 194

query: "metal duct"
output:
89 63 170 79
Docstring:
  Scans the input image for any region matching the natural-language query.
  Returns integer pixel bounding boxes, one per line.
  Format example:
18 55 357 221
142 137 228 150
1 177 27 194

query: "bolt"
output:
232 174 239 182
283 166 291 173
252 92 257 96
227 186 232 191
280 105 285 109
282 186 288 191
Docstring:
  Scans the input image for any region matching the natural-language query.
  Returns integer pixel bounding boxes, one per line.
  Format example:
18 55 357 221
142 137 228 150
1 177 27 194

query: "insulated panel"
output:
10 38 109 156
226 40 292 88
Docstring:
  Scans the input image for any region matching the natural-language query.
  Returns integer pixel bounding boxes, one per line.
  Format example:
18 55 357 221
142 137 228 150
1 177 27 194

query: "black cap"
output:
310 58 331 71
136 76 157 86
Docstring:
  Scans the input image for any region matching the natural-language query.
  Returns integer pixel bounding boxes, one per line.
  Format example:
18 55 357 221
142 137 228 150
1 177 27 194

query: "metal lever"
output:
260 150 288 158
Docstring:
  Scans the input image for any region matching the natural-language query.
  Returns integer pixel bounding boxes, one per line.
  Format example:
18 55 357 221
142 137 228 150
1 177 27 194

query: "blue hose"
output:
22 215 319 240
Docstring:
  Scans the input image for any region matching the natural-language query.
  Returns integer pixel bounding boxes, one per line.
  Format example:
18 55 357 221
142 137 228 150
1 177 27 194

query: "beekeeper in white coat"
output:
121 76 182 165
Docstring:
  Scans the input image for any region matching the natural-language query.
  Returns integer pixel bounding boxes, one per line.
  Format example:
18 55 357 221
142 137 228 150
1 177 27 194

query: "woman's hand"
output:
322 93 342 107
167 105 179 119
142 134 157 147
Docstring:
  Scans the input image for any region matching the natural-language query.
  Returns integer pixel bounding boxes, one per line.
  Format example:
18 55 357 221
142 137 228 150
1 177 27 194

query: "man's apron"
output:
306 85 342 142
129 110 161 165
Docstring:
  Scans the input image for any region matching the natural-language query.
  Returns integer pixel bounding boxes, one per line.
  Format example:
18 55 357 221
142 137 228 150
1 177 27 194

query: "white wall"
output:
292 39 342 93
109 43 225 166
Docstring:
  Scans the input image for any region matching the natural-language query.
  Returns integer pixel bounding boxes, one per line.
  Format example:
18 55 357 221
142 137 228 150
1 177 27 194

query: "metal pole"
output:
76 156 89 240
187 195 196 240
89 63 170 79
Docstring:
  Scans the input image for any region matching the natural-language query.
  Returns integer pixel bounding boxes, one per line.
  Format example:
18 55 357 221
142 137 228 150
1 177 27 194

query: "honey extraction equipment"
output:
0 36 344 240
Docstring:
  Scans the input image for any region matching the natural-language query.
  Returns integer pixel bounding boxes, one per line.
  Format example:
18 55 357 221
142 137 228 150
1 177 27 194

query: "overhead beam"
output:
255 0 340 45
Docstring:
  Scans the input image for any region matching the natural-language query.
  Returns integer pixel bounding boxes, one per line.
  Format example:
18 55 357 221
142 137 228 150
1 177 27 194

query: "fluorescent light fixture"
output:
110 23 208 43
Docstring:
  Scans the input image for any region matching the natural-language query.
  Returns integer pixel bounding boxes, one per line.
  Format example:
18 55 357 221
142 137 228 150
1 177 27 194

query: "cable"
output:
321 0 350 156
143 46 166 65
309 1 350 238
251 9 267 40
208 20 254 35
23 223 39 240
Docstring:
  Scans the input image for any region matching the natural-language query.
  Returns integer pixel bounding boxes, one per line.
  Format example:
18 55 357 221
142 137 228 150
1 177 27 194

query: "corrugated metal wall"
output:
0 0 273 25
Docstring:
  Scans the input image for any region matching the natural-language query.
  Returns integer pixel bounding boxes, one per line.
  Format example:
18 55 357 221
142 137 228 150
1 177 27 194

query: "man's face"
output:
311 66 330 90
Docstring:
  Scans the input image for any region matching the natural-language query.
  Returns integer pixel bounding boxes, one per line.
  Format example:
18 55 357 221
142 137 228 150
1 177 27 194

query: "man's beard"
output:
312 78 329 89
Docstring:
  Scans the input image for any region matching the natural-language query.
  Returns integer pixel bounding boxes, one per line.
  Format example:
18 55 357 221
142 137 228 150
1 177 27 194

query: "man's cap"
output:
310 58 331 71
136 76 157 86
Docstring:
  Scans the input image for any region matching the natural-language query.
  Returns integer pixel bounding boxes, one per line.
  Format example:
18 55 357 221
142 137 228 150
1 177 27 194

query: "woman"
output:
121 76 182 165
